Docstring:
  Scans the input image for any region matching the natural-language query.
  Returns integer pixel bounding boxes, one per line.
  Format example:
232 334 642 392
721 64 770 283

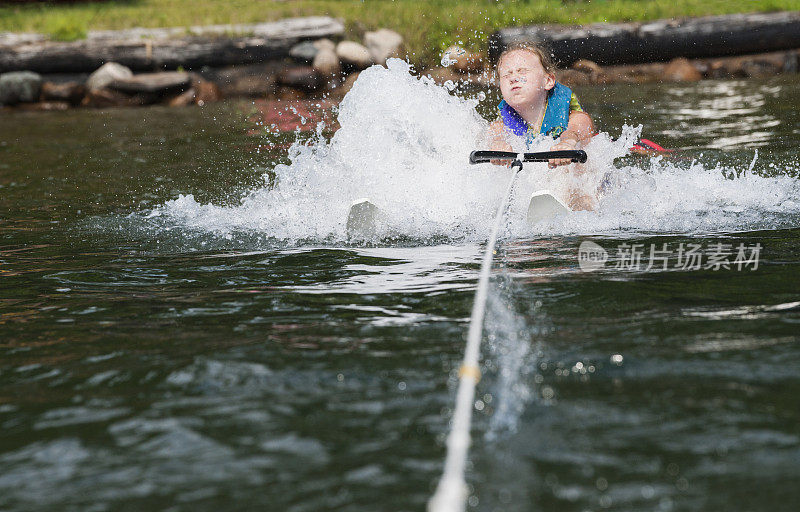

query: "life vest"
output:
498 82 573 144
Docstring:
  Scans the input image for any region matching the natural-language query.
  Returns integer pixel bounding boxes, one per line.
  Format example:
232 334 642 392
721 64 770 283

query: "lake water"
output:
2 61 799 511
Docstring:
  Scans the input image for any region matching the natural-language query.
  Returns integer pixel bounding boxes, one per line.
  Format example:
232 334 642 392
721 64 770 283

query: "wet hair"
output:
496 42 557 76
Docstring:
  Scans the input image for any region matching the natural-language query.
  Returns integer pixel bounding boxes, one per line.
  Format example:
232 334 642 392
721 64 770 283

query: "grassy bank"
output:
2 0 799 66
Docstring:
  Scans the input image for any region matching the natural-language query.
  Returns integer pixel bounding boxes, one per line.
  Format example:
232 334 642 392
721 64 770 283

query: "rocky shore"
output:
1 14 799 112
0 17 404 111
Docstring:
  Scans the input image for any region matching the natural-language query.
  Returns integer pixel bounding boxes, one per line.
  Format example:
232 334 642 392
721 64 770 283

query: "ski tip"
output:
350 197 373 207
346 199 384 238
527 190 570 225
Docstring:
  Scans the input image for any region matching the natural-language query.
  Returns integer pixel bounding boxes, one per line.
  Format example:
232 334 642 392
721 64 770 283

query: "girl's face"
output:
497 50 555 110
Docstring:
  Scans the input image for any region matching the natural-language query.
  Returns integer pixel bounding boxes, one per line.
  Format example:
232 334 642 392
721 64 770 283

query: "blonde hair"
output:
496 42 557 76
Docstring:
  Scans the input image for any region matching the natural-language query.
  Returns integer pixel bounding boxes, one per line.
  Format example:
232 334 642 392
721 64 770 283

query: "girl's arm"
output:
488 119 513 152
488 119 514 165
552 111 598 211
548 111 594 168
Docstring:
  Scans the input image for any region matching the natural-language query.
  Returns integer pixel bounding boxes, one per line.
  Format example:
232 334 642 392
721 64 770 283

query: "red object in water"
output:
630 138 672 154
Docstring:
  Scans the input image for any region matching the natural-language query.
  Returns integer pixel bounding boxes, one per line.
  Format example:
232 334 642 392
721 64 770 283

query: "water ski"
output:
526 190 571 225
346 198 385 237
630 138 672 155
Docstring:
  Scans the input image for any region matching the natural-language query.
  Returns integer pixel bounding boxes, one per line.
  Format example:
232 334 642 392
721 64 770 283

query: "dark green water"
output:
1 76 799 511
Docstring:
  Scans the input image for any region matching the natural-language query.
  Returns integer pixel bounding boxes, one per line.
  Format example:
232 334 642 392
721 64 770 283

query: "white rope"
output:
428 159 523 512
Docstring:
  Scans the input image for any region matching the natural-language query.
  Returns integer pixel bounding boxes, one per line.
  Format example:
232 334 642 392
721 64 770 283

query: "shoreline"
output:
1 14 799 112
3 49 798 115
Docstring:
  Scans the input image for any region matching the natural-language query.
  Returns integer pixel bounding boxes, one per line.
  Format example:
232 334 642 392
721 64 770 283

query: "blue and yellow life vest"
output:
497 82 574 144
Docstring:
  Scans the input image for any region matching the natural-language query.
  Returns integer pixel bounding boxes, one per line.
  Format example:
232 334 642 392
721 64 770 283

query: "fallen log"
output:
489 12 800 66
0 16 344 74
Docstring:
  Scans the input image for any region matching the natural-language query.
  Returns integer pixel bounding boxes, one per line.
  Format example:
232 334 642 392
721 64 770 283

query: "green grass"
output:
2 0 799 65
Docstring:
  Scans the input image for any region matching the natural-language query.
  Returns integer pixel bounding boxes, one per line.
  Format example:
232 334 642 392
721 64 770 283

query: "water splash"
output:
482 276 537 440
147 59 800 244
522 147 800 236
153 59 503 243
748 149 759 174
440 47 465 67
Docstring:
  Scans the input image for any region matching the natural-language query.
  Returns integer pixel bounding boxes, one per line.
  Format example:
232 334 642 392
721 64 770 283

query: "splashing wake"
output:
148 59 800 243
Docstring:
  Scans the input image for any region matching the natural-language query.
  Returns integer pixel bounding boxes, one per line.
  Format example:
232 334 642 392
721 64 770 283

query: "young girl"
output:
488 43 595 209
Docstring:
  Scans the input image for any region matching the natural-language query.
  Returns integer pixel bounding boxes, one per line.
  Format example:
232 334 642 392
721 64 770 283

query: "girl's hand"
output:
490 142 515 166
548 137 579 168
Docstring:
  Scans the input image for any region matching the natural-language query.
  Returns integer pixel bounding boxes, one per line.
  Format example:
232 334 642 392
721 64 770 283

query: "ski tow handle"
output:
469 150 587 165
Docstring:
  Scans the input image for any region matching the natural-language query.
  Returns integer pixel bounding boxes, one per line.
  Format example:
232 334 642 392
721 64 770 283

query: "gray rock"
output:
278 66 323 92
314 38 336 52
108 72 191 95
290 41 319 63
313 48 340 76
364 29 404 65
0 71 43 105
336 41 373 70
86 62 133 91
